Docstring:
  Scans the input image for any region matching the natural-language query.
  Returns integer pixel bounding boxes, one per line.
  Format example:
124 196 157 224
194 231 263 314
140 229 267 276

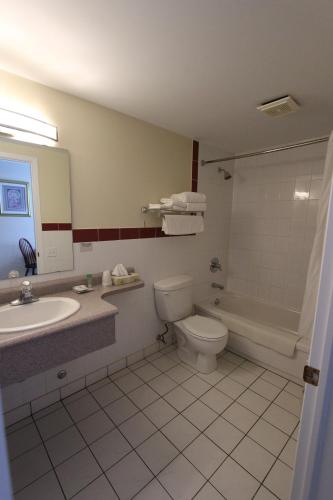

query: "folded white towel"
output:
160 198 174 208
162 215 204 235
112 264 128 276
171 192 206 203
148 203 161 210
172 201 207 212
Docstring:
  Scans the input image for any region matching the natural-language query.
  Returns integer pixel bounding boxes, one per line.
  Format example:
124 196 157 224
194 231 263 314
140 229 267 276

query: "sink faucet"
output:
10 280 39 306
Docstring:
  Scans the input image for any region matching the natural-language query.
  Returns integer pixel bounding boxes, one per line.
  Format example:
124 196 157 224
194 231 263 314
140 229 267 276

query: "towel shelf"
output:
141 206 204 216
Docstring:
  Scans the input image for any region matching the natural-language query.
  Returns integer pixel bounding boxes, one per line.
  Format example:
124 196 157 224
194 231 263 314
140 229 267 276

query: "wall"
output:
0 159 35 279
227 142 326 311
1 142 234 424
0 69 192 229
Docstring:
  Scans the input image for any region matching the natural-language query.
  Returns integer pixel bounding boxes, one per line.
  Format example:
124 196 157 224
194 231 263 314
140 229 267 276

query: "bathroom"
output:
0 2 333 499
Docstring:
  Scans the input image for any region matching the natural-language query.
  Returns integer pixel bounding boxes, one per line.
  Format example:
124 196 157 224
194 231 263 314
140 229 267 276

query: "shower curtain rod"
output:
201 135 329 166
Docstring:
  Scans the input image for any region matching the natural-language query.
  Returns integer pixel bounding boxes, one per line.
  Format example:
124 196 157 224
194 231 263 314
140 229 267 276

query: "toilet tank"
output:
154 275 193 322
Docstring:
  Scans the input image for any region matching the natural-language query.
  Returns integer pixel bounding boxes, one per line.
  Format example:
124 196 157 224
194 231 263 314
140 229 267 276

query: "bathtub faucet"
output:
211 282 224 290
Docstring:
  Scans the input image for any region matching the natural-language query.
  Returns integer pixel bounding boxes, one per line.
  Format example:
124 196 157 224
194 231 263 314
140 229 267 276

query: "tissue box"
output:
112 273 140 286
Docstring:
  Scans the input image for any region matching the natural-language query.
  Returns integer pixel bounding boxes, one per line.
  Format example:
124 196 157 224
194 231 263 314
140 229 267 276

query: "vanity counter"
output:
0 280 144 385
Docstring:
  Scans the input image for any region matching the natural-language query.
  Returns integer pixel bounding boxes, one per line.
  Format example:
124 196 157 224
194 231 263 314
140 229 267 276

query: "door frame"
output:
0 151 44 275
291 155 333 499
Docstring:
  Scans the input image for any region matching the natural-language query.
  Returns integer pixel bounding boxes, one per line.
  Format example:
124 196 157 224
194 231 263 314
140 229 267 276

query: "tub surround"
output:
0 279 144 385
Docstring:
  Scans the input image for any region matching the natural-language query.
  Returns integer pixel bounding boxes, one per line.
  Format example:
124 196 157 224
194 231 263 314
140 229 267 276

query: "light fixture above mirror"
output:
0 108 58 146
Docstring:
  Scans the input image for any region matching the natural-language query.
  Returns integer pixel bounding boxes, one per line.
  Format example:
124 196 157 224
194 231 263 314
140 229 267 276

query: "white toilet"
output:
154 275 228 373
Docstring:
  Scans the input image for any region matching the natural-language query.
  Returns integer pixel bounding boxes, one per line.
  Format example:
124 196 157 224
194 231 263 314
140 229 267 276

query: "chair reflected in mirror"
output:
19 238 37 276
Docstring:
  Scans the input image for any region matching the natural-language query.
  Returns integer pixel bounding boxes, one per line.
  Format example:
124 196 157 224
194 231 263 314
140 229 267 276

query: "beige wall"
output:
0 139 71 223
0 70 192 228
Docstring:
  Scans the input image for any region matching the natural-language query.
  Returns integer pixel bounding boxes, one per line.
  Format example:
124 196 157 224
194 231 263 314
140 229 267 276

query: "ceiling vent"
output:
257 95 300 117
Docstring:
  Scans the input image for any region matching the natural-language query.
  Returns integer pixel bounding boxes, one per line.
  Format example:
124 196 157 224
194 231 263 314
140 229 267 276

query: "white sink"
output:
0 297 80 334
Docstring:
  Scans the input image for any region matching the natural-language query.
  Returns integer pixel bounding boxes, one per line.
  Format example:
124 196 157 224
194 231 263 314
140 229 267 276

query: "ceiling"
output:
0 0 333 152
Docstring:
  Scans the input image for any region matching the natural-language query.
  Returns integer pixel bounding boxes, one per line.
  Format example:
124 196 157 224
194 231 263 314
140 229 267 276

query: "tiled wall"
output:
227 142 327 311
1 142 234 424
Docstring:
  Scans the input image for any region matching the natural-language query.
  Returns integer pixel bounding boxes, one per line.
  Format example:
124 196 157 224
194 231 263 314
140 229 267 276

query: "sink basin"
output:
0 297 80 333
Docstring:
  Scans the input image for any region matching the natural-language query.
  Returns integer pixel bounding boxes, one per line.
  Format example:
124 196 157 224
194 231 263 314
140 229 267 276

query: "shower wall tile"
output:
227 142 327 311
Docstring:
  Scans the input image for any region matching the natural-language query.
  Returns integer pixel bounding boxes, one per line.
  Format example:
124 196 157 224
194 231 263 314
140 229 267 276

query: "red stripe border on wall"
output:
44 140 199 242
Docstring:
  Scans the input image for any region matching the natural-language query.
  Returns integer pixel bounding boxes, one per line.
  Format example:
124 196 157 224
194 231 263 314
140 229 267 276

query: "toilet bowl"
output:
154 275 229 373
175 314 228 373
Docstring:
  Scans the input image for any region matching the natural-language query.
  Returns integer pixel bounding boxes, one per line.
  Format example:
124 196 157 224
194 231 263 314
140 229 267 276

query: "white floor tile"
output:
200 387 233 414
215 377 246 399
263 404 299 435
45 426 86 466
136 431 178 474
197 369 225 385
292 424 299 441
164 386 196 412
261 371 288 389
56 448 101 498
151 355 178 372
182 400 218 431
284 381 304 399
166 364 193 383
280 438 297 468
162 414 200 451
249 419 289 456
34 401 63 420
134 363 161 382
10 444 52 493
211 457 259 500
182 375 211 397
217 358 238 376
143 399 178 428
133 479 171 499
104 395 139 425
251 379 282 401
204 417 244 454
222 402 258 433
254 485 279 500
110 367 131 381
127 384 159 409
90 428 131 470
194 482 225 499
6 416 33 435
72 475 118 499
36 407 72 441
237 389 271 416
114 372 144 393
6 423 41 460
229 367 259 387
274 390 302 417
148 374 177 396
241 361 265 376
119 412 156 448
91 382 123 407
158 454 206 500
15 471 64 500
65 394 100 422
77 409 115 444
183 434 226 479
107 451 153 500
264 459 293 500
231 436 276 481
223 352 245 365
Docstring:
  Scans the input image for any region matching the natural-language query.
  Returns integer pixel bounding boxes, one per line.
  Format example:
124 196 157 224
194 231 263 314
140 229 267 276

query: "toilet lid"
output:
182 315 228 340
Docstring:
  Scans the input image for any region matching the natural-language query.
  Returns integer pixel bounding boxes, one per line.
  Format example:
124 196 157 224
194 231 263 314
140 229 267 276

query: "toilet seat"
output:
181 315 228 341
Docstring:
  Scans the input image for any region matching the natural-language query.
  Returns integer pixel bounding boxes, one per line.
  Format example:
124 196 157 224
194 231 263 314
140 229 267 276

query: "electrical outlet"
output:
47 247 57 257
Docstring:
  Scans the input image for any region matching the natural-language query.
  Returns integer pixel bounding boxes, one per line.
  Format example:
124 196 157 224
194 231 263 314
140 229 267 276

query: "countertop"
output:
0 281 144 349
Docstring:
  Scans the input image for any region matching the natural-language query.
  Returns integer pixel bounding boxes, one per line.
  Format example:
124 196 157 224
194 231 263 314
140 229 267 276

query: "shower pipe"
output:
201 135 329 166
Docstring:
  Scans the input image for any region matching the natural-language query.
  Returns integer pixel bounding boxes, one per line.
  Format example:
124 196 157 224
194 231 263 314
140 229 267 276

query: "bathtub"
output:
196 291 309 383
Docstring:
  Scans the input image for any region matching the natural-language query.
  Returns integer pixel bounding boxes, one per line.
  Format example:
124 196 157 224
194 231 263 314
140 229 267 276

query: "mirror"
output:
0 138 73 281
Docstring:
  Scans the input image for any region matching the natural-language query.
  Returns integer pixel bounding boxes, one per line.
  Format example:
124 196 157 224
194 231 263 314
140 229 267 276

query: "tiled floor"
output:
5 348 303 500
